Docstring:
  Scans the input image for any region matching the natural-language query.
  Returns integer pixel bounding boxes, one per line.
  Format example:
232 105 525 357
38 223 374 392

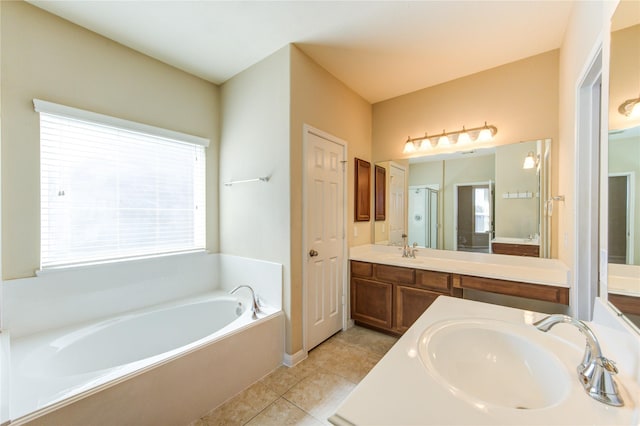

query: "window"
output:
36 99 207 268
474 187 491 233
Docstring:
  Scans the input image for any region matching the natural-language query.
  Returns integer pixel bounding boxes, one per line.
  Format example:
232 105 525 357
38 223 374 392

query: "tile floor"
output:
190 326 398 426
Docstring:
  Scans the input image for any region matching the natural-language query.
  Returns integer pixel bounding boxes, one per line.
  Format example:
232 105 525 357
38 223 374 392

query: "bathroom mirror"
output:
374 138 552 258
606 1 640 327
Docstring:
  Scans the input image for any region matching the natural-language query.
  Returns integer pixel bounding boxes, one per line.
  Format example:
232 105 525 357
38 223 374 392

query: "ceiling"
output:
28 1 575 104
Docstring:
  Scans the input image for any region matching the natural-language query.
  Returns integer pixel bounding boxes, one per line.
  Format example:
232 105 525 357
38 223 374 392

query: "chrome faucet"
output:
533 314 623 407
230 285 261 319
401 234 418 258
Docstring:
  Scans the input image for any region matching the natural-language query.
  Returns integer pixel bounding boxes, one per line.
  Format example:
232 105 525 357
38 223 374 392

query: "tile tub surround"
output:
350 244 569 287
191 326 398 426
330 297 640 425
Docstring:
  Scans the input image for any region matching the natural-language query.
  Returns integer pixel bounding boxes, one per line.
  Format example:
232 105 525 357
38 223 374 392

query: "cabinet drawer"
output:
374 264 415 284
458 275 569 305
415 270 451 292
350 261 372 278
492 243 539 257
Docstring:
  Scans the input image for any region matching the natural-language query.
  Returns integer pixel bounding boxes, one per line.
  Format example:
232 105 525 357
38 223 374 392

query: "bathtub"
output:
9 291 284 425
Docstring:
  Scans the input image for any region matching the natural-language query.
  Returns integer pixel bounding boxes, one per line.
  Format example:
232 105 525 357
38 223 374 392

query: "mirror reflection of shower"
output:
408 185 439 248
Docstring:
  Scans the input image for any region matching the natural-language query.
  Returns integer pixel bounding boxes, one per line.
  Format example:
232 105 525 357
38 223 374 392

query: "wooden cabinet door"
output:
396 285 440 333
351 277 393 330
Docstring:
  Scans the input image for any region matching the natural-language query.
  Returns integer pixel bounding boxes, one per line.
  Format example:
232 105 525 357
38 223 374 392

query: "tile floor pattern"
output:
190 326 398 426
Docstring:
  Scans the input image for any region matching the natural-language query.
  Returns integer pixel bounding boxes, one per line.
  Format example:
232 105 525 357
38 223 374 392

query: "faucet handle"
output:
582 357 624 407
601 358 618 374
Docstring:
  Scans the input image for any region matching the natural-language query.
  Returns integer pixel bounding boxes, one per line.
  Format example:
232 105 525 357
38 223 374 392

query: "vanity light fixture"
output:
457 127 472 145
618 96 640 118
402 122 497 154
523 151 538 169
403 137 417 153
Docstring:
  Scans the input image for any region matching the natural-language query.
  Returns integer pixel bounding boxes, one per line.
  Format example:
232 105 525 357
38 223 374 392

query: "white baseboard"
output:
283 349 307 367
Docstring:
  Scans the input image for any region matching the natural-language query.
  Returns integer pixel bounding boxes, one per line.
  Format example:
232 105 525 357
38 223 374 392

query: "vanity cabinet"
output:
395 286 440 333
453 274 569 305
351 278 393 330
492 242 540 257
350 261 460 335
350 259 570 335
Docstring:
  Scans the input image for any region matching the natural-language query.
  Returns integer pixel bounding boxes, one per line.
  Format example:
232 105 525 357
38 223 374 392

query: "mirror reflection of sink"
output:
418 318 571 410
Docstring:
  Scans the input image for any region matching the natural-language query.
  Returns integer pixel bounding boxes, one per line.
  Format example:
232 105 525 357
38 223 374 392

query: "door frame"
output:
301 124 348 353
574 45 602 321
453 180 493 252
608 172 635 264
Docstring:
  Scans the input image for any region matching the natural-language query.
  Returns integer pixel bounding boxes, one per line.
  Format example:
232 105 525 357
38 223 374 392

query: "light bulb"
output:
458 130 471 145
477 127 493 142
438 135 449 146
419 138 431 150
523 152 536 169
403 139 416 153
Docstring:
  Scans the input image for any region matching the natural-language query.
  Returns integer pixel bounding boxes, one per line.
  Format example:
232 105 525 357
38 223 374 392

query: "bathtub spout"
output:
230 285 261 319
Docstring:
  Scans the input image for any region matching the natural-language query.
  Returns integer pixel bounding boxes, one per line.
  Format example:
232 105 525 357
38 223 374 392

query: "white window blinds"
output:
36 100 207 268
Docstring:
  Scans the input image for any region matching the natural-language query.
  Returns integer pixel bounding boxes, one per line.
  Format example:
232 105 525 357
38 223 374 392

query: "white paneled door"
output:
304 127 345 351
389 164 406 245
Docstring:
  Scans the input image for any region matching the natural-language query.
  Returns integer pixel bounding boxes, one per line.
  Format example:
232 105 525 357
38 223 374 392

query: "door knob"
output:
309 249 319 257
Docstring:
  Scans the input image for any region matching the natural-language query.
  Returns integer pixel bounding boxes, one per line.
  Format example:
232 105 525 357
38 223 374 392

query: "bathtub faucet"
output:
230 285 261 319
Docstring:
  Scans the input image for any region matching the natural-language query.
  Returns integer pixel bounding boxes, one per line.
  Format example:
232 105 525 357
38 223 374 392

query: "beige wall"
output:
220 45 371 356
372 50 559 257
0 2 220 279
609 24 640 132
290 45 372 354
219 46 292 348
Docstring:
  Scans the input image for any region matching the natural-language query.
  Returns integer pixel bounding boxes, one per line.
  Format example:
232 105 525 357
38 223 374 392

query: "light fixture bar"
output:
403 122 497 153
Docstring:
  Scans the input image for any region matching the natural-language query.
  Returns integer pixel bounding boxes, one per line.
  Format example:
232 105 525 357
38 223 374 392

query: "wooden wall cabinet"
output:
354 158 371 222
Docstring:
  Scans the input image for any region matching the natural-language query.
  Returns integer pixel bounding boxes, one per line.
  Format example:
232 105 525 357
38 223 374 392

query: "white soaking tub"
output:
10 291 284 425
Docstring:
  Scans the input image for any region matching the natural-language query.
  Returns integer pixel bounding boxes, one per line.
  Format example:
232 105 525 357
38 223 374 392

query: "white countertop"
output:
492 237 540 246
350 244 569 287
330 297 640 425
608 263 640 297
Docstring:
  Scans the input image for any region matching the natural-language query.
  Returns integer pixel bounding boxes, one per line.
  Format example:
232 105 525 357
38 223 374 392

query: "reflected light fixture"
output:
523 151 538 169
619 96 640 118
402 122 497 154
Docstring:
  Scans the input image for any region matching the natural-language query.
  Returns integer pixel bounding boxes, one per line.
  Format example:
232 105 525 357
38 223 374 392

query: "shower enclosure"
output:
408 185 439 248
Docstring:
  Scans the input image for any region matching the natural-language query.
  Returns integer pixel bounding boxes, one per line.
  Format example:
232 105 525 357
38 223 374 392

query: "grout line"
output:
241 397 280 426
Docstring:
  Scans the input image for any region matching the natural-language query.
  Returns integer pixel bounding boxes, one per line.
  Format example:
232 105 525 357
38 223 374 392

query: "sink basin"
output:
418 318 571 410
